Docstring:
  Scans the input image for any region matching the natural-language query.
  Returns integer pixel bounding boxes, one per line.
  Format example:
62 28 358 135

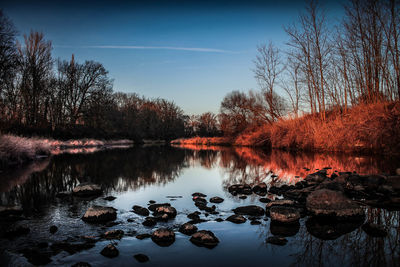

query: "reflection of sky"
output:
3 0 345 114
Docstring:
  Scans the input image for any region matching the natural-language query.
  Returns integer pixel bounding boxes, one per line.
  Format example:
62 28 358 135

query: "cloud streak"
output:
56 45 237 54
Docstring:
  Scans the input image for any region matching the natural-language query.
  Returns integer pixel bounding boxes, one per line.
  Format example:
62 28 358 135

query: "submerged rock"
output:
179 223 198 235
142 217 157 227
134 254 149 263
104 229 124 239
233 205 265 216
100 244 119 258
49 225 58 234
82 206 117 223
306 216 363 240
103 196 116 201
226 214 247 224
132 205 150 216
73 182 102 197
190 230 219 248
136 233 151 240
209 196 224 203
269 206 300 224
306 189 364 218
151 228 175 247
270 221 300 237
362 223 388 237
266 236 288 246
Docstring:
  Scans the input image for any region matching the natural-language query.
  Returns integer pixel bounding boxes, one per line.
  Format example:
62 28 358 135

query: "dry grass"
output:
0 135 51 166
236 101 400 154
171 137 232 146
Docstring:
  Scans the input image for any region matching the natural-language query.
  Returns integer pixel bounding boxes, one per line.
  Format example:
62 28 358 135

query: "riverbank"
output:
0 135 133 167
174 101 400 155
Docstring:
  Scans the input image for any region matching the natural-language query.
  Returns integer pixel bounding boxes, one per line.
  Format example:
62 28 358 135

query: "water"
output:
0 145 399 266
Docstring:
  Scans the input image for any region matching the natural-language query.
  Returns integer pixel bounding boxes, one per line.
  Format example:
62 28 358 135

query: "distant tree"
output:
197 112 219 136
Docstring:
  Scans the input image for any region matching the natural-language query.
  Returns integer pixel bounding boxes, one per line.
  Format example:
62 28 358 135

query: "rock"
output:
305 170 328 184
190 230 219 248
195 202 216 212
142 217 157 227
73 182 102 197
104 196 116 201
226 214 247 224
0 205 23 216
50 225 58 234
259 198 271 203
250 220 261 225
154 205 177 219
228 184 252 195
266 236 288 246
148 203 170 212
283 187 315 202
187 212 201 220
215 218 224 222
253 183 268 195
270 221 300 237
179 223 198 235
134 254 149 263
269 206 300 224
127 218 135 222
315 180 344 192
306 189 364 218
151 228 175 247
20 248 52 265
132 205 150 216
233 205 265 216
4 226 30 239
56 191 71 198
192 192 207 198
362 223 388 237
149 200 156 204
239 195 247 199
266 199 295 209
187 218 208 224
100 244 119 258
104 229 124 239
136 233 151 240
193 197 207 204
306 216 363 240
82 206 117 223
105 221 119 227
209 196 224 203
72 262 92 267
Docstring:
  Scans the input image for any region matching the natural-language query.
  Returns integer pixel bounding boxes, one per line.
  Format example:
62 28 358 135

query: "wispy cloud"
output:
56 45 237 54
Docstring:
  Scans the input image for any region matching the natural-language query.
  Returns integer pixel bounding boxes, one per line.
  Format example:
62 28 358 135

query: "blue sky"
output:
2 0 344 114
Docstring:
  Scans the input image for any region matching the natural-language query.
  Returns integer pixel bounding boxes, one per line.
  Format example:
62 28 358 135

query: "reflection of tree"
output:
292 207 399 267
0 146 190 212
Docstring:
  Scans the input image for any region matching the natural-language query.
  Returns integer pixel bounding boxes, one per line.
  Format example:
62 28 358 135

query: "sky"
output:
2 0 344 115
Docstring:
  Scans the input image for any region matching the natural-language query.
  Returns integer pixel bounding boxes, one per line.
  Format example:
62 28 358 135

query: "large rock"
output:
269 206 300 224
233 205 265 216
306 189 364 218
252 183 268 195
73 183 102 197
151 228 175 247
148 203 170 212
228 184 252 195
153 205 177 219
305 170 328 184
226 214 247 224
266 199 295 209
190 230 219 248
82 206 117 223
179 223 198 235
132 205 150 216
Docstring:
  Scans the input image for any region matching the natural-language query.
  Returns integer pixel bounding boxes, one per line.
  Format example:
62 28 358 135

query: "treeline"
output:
0 11 186 140
190 0 400 140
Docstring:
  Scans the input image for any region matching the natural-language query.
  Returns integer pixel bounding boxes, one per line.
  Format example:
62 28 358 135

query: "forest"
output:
0 0 400 153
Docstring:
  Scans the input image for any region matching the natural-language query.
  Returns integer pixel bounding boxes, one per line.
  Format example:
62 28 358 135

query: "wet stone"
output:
270 221 300 237
259 198 271 203
73 182 102 197
269 206 300 224
266 236 288 246
151 228 175 247
104 229 124 239
100 244 119 258
142 217 157 227
187 212 201 220
226 214 247 224
134 254 149 263
250 220 261 225
233 205 265 216
209 196 224 203
239 195 247 199
82 206 117 223
132 205 150 216
136 233 151 240
179 223 198 235
148 203 170 212
192 192 207 198
104 196 116 201
154 205 177 219
190 230 219 248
